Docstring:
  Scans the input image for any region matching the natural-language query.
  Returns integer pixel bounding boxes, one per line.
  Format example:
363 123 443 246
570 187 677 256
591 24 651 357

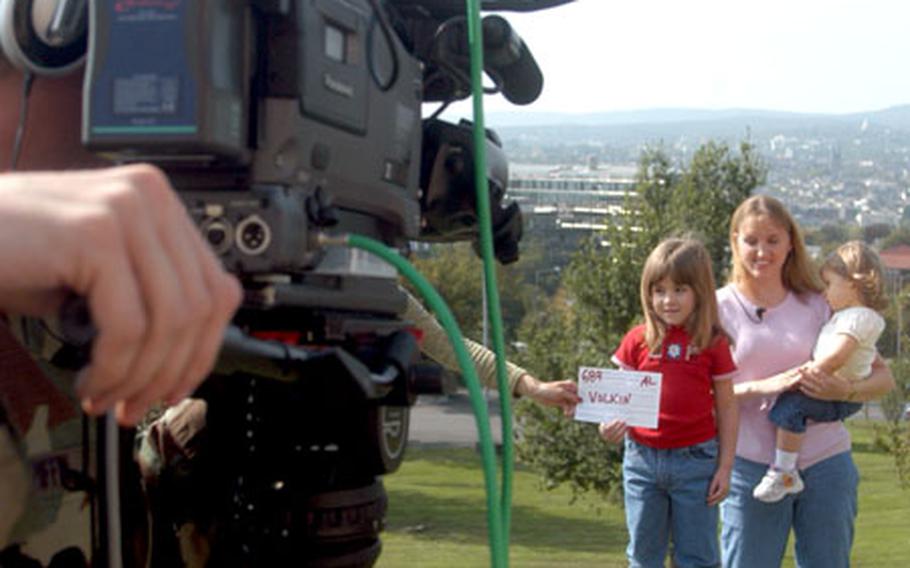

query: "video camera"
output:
75 1 568 566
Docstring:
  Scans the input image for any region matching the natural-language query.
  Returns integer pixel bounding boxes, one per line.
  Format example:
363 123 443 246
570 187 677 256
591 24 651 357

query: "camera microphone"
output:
756 307 766 322
481 15 543 105
427 14 543 105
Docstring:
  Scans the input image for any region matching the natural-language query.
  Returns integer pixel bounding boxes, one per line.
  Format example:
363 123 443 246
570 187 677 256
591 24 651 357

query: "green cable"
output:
335 4 517 566
464 0 514 561
337 233 507 568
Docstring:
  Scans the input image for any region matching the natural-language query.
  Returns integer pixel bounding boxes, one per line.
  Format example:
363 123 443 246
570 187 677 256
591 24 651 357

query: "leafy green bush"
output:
513 301 625 505
874 354 910 487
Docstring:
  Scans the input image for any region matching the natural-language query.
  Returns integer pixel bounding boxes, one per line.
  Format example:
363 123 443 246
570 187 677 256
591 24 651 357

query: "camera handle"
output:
59 295 424 397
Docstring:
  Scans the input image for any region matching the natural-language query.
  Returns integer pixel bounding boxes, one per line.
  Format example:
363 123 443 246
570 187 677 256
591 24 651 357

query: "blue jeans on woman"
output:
720 451 858 568
622 437 720 568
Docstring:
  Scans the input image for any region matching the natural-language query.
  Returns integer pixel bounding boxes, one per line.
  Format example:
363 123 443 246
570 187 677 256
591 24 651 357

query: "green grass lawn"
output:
377 421 909 567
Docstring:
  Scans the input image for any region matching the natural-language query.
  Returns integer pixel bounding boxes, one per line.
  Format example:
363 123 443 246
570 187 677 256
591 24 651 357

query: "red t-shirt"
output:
612 324 736 449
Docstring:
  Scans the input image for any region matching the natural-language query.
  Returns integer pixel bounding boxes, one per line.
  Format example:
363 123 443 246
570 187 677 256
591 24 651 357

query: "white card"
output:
574 367 662 429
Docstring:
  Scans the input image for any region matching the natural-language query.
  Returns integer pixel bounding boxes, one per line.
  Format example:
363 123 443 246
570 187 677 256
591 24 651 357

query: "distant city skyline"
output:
442 0 910 121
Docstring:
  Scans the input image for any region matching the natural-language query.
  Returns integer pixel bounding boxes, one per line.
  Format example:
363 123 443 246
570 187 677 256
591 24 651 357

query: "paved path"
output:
407 392 889 448
408 391 503 447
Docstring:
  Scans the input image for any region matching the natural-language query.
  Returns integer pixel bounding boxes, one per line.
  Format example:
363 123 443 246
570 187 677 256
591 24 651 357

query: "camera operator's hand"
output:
0 164 242 426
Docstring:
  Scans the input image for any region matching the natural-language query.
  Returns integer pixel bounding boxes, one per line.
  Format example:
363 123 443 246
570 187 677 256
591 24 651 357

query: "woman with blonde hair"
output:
716 195 895 568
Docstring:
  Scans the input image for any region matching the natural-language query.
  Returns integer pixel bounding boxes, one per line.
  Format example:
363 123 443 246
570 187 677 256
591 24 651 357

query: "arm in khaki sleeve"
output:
403 290 525 392
403 290 580 412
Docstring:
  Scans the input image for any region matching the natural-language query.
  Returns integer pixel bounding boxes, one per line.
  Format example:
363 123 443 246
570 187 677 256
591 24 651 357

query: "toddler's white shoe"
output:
752 468 804 503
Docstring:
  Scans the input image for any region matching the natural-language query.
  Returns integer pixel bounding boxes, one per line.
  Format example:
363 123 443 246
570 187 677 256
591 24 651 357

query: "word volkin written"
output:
587 391 632 405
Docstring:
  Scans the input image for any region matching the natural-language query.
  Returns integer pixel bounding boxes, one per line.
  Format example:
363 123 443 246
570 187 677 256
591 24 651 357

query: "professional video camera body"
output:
2 0 568 566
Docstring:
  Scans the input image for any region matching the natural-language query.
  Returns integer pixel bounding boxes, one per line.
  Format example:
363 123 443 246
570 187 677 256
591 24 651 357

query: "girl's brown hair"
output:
728 195 822 295
641 237 724 353
821 240 888 311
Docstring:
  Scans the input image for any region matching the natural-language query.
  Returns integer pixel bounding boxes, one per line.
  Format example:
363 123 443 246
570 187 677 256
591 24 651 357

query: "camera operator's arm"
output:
403 290 579 412
0 165 242 426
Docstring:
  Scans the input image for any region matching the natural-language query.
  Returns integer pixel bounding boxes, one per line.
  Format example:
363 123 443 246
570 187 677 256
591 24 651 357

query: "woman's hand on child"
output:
598 420 628 444
706 466 732 506
779 369 804 391
734 368 802 398
798 367 851 401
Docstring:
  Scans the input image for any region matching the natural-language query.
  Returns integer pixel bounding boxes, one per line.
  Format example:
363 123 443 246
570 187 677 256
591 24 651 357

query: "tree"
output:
514 141 767 502
880 226 910 250
671 141 765 280
805 223 861 260
873 353 910 488
863 223 893 244
409 242 540 345
514 292 624 504
410 244 486 339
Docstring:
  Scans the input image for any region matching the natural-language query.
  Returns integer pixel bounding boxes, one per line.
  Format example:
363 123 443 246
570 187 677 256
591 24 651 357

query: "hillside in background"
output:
478 105 910 147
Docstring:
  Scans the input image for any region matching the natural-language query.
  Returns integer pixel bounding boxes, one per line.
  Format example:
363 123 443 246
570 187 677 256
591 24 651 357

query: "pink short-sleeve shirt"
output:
717 284 849 469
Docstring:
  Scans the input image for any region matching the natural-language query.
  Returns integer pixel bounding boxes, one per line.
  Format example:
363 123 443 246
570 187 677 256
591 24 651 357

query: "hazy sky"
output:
445 0 910 117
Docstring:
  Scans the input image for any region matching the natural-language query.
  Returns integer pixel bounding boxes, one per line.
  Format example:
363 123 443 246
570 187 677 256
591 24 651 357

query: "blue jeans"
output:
622 437 720 568
770 391 863 433
720 452 858 568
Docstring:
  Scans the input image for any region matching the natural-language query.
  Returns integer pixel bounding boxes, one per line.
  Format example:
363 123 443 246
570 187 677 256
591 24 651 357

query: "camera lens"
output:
236 215 272 256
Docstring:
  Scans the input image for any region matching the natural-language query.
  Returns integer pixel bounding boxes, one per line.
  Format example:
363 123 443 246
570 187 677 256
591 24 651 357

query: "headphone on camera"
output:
0 0 87 76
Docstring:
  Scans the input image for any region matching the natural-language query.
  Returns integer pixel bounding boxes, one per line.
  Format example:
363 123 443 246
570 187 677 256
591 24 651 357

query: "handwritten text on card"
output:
574 367 662 429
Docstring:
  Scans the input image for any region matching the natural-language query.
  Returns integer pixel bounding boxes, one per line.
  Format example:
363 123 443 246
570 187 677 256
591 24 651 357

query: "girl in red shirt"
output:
599 237 738 568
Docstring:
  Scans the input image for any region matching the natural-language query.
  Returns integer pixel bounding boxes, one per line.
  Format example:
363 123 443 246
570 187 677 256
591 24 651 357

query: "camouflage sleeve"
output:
0 422 29 549
0 319 85 550
136 398 208 486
